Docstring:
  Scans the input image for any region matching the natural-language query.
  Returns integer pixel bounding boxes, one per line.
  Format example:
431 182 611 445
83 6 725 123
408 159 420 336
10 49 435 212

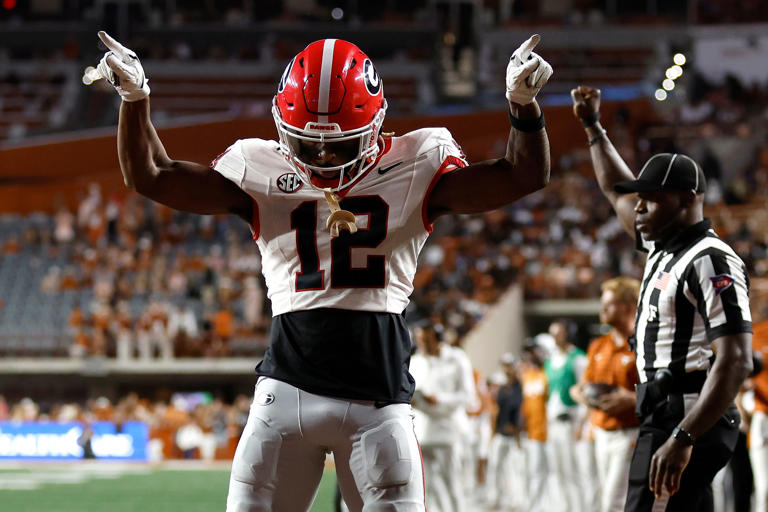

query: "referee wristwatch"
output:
671 426 695 446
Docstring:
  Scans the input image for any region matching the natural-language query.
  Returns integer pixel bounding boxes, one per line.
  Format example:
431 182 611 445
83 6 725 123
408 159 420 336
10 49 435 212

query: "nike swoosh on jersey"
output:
378 161 404 175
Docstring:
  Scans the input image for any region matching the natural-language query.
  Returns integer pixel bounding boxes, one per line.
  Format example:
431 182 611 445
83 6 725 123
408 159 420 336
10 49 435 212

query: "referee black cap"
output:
614 153 707 195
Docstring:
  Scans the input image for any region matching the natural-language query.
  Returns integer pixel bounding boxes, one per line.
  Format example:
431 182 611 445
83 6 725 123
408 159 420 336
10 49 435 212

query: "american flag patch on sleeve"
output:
653 271 671 291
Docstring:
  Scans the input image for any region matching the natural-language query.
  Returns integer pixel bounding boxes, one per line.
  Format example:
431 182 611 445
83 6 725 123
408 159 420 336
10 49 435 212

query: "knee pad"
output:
360 418 415 489
230 418 282 487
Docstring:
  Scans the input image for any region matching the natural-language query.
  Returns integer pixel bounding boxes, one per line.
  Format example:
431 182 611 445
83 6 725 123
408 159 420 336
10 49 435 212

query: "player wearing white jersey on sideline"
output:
410 324 477 512
93 31 552 511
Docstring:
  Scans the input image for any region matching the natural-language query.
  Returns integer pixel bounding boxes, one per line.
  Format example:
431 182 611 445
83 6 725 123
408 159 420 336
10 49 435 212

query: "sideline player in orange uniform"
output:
521 339 549 512
572 277 641 512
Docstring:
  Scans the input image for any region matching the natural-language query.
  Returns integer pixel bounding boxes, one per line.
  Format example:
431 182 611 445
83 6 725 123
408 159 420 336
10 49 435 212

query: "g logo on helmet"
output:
278 57 295 93
363 59 381 96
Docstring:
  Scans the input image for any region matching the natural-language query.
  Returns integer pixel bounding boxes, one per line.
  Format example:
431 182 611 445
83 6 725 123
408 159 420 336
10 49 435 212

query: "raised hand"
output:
570 85 601 124
95 31 150 102
505 34 553 105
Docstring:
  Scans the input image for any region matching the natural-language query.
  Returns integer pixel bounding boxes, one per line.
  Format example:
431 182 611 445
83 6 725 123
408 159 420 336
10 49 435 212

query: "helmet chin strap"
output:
323 189 358 238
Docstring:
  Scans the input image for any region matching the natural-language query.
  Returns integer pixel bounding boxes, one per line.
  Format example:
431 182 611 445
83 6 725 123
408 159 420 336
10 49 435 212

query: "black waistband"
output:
647 369 708 394
636 370 708 419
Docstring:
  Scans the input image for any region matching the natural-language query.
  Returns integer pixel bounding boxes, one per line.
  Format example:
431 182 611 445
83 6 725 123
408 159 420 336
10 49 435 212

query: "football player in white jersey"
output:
94 31 552 512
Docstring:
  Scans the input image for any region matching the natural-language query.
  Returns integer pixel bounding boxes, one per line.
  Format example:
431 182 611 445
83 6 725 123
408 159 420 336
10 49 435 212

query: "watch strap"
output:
672 426 694 446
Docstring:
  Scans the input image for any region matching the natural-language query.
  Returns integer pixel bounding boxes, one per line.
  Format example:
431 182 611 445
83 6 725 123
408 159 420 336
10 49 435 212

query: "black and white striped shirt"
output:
633 219 752 384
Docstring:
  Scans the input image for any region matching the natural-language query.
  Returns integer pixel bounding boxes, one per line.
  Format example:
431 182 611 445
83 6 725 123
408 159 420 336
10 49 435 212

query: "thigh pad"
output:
230 418 282 487
360 418 415 489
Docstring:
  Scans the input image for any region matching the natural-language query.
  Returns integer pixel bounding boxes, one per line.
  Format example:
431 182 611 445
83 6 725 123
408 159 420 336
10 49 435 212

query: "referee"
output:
571 85 753 512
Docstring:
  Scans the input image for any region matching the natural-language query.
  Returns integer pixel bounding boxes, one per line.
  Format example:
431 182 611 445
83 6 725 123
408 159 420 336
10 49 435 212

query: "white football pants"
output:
593 427 637 512
576 438 599 512
547 419 584 512
486 434 526 508
524 438 548 512
462 413 491 497
750 411 768 512
420 443 464 512
226 377 426 512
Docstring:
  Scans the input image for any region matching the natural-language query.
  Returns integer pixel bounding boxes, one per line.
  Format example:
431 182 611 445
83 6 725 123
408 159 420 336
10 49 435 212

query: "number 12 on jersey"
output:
290 196 389 291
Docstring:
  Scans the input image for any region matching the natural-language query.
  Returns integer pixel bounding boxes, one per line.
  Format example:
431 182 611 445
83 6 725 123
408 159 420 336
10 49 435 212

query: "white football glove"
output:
95 31 150 102
505 34 553 105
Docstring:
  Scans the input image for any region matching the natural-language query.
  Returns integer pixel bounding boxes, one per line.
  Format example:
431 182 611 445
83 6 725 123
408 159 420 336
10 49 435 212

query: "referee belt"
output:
636 370 707 418
647 369 707 394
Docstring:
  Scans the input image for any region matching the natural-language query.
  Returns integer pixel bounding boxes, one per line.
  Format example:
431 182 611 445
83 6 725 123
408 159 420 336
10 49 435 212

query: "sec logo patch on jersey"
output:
710 274 734 295
277 173 303 193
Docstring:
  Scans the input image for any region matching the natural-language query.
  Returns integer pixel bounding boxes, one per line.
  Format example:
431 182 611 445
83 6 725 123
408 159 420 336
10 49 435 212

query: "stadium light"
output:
673 53 687 66
665 66 683 80
664 66 680 80
655 89 668 101
662 79 675 91
331 7 344 20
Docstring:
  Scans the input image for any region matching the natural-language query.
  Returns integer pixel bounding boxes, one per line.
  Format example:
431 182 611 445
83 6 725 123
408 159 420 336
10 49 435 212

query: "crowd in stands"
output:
3 0 765 27
4 1 765 141
3 0 766 64
0 391 251 462
1 182 268 358
494 0 768 25
415 72 768 332
2 70 768 356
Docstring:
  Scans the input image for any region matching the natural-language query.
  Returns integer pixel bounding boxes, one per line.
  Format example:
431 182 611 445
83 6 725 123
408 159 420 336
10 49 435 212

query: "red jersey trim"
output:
210 146 232 168
421 155 466 233
251 199 260 241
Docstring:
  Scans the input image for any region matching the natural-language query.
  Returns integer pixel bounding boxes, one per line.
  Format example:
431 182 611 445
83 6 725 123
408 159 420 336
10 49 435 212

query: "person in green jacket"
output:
544 319 588 511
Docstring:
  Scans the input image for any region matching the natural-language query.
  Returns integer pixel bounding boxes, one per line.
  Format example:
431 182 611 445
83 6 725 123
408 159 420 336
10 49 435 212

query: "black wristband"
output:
672 426 695 446
580 111 600 127
508 111 545 132
587 128 607 146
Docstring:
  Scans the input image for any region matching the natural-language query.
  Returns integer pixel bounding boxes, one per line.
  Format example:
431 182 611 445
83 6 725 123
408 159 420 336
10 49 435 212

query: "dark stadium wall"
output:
0 100 653 213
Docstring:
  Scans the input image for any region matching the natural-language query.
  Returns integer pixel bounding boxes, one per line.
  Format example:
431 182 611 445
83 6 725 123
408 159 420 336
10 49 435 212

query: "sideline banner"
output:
694 36 768 84
0 421 148 460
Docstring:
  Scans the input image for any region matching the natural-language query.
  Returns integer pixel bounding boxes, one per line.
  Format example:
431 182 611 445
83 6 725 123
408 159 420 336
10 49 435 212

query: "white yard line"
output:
0 464 154 491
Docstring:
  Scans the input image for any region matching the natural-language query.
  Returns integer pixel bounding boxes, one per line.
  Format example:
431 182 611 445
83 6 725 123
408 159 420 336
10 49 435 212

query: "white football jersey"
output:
212 127 467 316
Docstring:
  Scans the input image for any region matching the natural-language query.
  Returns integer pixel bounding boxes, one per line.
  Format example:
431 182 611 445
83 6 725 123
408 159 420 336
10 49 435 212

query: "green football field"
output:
0 465 338 512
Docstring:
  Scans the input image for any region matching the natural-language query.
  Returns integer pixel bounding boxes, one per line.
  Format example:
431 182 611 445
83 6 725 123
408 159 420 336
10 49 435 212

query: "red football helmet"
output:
272 39 387 192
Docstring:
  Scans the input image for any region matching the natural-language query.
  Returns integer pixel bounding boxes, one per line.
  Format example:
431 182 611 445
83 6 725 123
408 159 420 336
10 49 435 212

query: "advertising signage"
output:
0 422 148 461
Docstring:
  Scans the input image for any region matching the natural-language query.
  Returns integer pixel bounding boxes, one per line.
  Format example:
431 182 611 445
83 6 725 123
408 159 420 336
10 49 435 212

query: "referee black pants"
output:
625 394 740 512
